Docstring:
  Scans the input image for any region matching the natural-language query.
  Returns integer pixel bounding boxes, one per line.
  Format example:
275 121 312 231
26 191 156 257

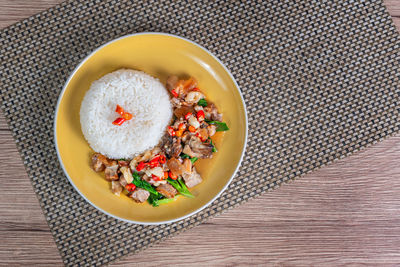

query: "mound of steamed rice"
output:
80 69 172 159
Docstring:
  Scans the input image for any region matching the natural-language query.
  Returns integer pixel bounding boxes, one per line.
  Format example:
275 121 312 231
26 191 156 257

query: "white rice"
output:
80 69 172 159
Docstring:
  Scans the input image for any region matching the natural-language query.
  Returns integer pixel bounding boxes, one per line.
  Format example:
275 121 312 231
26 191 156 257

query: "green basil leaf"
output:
132 172 159 195
207 121 229 131
209 138 218 152
180 153 190 159
167 178 194 198
197 99 207 107
190 157 198 164
147 192 160 207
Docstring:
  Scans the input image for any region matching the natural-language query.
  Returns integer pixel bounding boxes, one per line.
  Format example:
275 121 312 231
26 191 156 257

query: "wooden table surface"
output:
1 1 399 266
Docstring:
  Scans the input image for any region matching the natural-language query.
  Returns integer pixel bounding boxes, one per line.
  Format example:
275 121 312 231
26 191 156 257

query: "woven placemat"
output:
1 0 399 266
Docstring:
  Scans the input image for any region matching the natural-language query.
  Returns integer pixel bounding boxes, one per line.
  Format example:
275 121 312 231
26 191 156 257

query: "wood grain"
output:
0 1 399 266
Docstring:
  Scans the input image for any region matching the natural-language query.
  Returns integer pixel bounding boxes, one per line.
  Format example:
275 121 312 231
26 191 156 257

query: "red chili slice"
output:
171 89 178 98
115 105 124 115
114 105 133 126
125 183 136 192
167 126 176 136
184 112 192 120
152 174 162 181
136 161 147 172
168 171 177 180
178 123 186 131
148 158 160 168
196 110 205 121
112 117 126 126
159 155 166 164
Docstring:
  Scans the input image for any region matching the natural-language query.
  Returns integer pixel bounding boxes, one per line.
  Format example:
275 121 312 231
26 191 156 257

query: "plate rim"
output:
53 32 248 225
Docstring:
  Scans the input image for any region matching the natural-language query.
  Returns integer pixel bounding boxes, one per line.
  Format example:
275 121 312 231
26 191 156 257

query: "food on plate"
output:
80 69 172 159
86 72 229 206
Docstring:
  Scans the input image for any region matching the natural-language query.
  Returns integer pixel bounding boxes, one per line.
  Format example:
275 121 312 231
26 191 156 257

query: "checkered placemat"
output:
0 0 399 266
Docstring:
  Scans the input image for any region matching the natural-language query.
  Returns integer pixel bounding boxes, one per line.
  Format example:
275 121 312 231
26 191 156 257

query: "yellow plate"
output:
54 33 247 224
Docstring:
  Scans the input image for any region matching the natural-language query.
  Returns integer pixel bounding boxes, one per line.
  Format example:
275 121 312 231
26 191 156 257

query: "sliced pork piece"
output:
181 132 191 143
167 157 185 176
171 138 183 158
166 75 178 91
183 159 193 174
130 188 150 203
185 91 204 104
207 124 217 137
182 167 202 188
182 158 192 174
174 105 194 119
171 97 181 107
120 166 133 184
111 181 123 196
211 112 222 122
204 103 222 121
183 77 198 92
182 144 199 158
118 160 129 167
197 128 209 141
140 149 153 162
104 161 119 181
194 105 204 112
119 175 128 187
91 153 107 172
173 77 198 97
150 147 161 157
145 166 164 179
129 154 142 172
188 136 213 158
161 134 173 157
161 134 183 158
156 183 177 198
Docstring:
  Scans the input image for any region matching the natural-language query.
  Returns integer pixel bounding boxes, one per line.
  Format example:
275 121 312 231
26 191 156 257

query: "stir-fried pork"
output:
118 160 129 167
173 77 197 97
104 161 119 181
90 75 228 206
204 103 222 121
187 136 213 158
167 157 185 176
182 158 192 174
174 105 194 119
156 183 177 198
197 128 209 141
111 181 123 196
120 166 133 184
171 138 183 158
182 144 199 158
130 188 150 203
92 153 107 172
119 175 128 187
161 134 174 157
182 167 202 188
185 91 204 104
166 75 178 91
207 124 217 137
